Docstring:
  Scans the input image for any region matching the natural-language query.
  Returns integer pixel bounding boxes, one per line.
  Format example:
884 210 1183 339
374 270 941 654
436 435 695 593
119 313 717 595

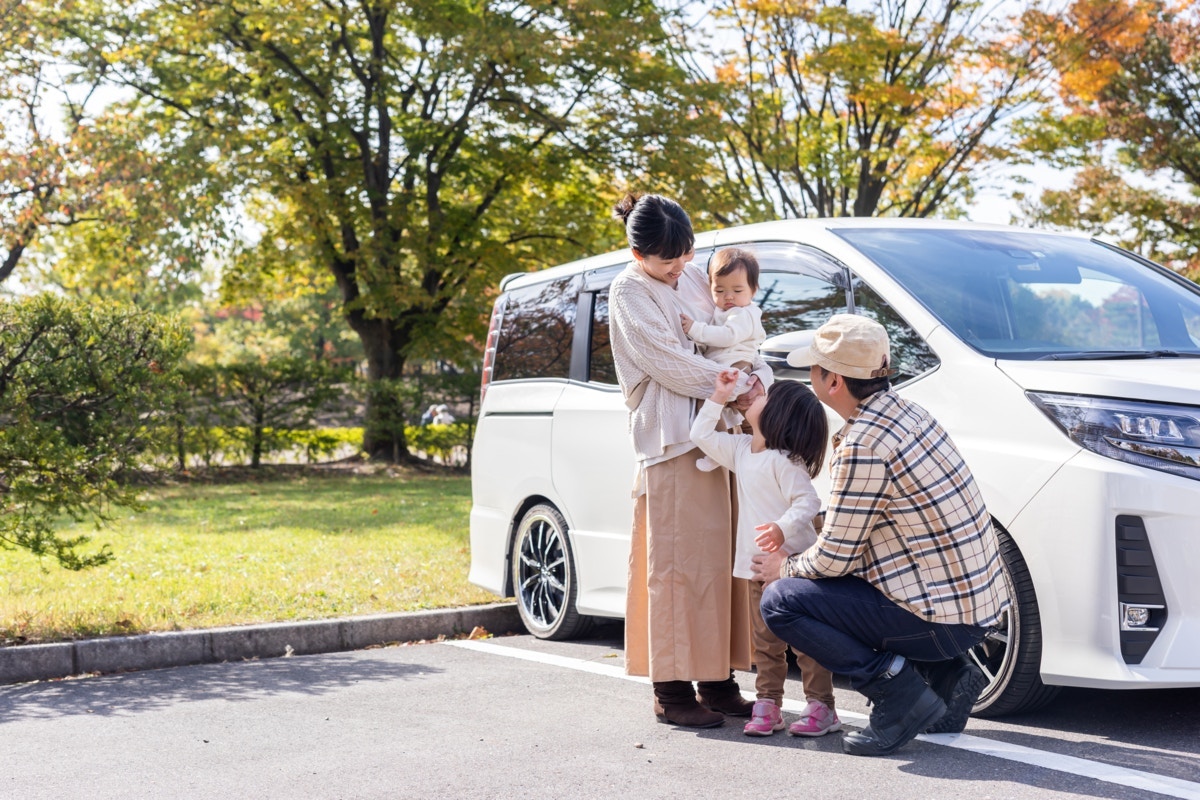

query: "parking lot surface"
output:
3 626 1198 799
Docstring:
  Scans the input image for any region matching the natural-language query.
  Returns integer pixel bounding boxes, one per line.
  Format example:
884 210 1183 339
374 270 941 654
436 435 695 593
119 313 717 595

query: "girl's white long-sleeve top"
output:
689 399 821 580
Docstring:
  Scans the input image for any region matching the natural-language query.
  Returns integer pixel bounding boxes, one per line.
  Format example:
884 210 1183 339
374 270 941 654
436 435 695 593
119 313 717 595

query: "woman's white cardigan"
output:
609 261 771 487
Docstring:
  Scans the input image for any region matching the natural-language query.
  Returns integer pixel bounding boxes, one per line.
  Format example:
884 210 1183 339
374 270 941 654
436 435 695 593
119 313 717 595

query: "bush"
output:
0 294 189 568
406 422 472 465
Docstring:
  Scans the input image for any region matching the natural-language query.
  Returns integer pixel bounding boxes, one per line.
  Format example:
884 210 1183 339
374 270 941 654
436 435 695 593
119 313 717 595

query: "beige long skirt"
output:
624 448 752 682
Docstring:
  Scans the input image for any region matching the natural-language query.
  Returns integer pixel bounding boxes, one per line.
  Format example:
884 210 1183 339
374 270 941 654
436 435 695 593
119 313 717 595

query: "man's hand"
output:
732 374 764 412
750 549 788 585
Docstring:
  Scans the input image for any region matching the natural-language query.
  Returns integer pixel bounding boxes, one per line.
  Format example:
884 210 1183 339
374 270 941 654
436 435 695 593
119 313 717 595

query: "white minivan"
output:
468 218 1200 717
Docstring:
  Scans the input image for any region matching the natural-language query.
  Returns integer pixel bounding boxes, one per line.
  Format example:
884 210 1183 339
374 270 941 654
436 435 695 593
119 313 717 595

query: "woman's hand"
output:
710 369 740 404
732 374 764 411
680 313 694 334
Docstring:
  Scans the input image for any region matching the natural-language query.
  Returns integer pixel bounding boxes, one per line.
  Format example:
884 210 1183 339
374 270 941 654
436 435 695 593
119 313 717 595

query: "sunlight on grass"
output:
0 474 501 644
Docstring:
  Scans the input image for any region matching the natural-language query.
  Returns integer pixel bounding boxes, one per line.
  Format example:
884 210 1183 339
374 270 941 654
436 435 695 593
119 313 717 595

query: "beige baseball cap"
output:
786 314 893 379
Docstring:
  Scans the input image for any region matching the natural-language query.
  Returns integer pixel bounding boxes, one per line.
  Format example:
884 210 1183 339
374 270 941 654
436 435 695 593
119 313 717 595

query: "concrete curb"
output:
0 602 523 686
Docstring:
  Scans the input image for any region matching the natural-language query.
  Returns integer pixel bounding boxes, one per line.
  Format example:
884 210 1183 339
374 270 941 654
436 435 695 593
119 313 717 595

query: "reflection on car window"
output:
589 291 617 385
852 279 940 383
835 228 1200 358
713 242 849 337
757 272 848 337
492 276 579 381
1008 268 1161 349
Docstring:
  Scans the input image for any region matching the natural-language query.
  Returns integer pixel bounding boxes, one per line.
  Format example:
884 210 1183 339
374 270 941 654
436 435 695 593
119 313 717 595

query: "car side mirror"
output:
761 329 816 380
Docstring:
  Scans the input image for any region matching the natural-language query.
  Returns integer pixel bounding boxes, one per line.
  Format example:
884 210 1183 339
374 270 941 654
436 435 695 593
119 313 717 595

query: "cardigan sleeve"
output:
610 279 751 400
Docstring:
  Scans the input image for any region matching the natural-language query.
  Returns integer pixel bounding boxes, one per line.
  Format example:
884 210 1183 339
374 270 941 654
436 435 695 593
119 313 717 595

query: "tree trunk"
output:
354 316 414 463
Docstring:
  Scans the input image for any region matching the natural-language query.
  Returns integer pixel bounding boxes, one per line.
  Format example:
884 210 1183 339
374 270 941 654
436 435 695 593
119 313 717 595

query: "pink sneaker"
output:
743 699 785 736
787 699 842 737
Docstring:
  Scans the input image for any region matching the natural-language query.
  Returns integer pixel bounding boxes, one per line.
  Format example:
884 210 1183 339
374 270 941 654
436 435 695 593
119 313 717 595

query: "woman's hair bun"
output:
612 193 640 223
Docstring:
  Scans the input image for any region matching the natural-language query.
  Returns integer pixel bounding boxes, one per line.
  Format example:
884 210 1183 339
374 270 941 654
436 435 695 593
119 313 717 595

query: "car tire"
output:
511 503 593 640
971 528 1062 717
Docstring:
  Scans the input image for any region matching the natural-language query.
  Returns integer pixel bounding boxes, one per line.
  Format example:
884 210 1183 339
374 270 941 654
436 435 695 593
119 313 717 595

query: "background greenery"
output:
0 473 496 645
3 0 1200 578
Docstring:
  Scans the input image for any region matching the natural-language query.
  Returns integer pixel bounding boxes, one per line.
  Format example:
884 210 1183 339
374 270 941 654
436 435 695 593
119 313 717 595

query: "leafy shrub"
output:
0 295 189 568
406 422 472 465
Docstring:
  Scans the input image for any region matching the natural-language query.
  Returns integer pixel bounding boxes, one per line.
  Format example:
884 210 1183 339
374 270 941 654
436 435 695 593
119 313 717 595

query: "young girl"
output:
690 370 843 737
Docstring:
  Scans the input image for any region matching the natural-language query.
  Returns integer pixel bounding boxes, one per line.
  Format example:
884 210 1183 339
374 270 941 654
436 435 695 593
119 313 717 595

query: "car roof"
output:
497 218 1094 292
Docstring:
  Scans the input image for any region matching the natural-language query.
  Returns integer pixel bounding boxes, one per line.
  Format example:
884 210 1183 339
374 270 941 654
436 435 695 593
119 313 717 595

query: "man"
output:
752 314 1009 757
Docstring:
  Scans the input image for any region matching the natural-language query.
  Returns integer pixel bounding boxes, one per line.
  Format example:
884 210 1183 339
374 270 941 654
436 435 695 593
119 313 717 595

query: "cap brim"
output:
786 347 818 368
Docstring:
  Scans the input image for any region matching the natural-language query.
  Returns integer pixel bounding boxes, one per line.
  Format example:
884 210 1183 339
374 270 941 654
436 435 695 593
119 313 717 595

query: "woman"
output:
608 193 771 727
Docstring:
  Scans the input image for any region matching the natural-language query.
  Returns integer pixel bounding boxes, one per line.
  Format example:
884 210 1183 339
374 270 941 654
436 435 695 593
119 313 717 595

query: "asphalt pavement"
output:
0 602 523 686
4 627 1199 800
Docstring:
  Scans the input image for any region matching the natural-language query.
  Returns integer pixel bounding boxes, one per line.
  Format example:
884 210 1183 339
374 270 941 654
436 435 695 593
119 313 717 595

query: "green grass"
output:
0 472 500 644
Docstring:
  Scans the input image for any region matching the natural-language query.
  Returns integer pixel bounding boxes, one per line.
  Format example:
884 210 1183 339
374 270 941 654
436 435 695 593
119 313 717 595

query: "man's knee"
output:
759 578 806 632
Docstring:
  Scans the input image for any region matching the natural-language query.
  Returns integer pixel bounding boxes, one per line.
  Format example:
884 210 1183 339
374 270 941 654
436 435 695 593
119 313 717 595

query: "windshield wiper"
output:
1037 350 1200 361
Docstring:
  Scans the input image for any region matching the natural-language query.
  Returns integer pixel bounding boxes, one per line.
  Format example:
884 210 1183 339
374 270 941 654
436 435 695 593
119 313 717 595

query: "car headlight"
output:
1028 392 1200 481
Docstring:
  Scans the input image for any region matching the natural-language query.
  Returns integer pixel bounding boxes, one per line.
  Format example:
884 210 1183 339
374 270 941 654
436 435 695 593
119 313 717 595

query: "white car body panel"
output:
470 217 1200 695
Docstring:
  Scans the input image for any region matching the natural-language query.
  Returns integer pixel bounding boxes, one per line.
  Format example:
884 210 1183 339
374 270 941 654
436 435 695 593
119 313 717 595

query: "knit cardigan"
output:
609 262 768 463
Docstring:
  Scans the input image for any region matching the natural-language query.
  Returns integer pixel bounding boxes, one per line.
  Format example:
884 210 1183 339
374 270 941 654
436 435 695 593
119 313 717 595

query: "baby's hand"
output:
755 522 785 553
680 313 694 334
711 369 740 404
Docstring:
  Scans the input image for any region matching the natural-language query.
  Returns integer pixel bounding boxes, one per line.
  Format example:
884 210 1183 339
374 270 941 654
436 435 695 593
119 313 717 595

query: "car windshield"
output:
836 228 1200 360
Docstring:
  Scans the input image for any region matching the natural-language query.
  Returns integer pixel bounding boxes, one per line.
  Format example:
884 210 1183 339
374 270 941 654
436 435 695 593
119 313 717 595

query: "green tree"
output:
695 0 1053 220
47 0 704 460
1018 0 1200 279
0 294 189 568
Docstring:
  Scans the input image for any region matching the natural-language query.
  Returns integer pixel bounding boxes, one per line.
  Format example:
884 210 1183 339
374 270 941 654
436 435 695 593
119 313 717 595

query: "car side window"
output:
757 271 850 337
491 275 580 382
724 242 850 337
588 290 617 385
852 279 940 384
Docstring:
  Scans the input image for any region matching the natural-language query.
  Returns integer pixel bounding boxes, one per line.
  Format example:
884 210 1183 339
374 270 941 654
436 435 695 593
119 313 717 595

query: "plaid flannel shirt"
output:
783 390 1010 627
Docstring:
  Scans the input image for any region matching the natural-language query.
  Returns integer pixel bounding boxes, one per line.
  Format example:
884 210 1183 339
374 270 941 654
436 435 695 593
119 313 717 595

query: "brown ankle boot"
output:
653 680 725 728
696 672 754 717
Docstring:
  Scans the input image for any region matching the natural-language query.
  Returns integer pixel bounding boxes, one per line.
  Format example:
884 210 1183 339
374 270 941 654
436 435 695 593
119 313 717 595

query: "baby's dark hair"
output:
709 247 760 293
758 380 828 478
612 193 694 261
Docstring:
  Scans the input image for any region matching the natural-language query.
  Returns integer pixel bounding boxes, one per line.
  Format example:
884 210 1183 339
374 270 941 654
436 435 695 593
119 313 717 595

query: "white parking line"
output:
445 639 1200 800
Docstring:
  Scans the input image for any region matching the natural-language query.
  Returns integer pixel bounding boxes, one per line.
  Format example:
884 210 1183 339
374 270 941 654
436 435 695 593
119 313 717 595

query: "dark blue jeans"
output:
760 576 988 690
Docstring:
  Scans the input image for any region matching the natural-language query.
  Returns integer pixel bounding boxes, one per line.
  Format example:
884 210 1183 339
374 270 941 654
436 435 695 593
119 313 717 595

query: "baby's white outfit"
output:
687 303 766 471
685 303 766 368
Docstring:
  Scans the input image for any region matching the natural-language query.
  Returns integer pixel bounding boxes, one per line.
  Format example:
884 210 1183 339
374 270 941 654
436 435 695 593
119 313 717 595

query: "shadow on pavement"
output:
0 648 443 724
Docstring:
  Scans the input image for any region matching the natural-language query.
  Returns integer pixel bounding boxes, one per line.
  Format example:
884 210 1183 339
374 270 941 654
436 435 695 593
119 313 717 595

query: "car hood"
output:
996 358 1200 406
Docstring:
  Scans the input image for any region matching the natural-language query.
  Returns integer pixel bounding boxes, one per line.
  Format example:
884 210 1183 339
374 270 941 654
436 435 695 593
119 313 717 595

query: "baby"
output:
680 247 765 373
681 247 766 471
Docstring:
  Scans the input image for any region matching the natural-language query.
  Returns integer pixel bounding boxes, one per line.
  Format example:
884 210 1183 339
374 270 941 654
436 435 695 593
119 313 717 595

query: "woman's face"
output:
633 250 688 286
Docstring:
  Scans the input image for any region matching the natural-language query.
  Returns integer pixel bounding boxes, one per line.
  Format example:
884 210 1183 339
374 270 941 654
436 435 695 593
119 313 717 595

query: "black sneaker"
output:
924 657 988 734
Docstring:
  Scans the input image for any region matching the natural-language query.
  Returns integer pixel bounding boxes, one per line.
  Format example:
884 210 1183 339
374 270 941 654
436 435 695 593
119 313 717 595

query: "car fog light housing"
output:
1120 602 1163 632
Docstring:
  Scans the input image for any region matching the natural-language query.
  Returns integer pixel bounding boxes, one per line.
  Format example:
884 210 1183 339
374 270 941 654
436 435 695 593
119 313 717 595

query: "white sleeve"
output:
773 461 821 548
687 306 757 349
688 399 744 471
